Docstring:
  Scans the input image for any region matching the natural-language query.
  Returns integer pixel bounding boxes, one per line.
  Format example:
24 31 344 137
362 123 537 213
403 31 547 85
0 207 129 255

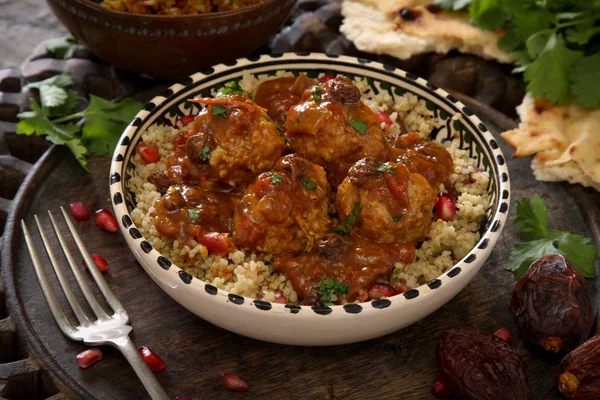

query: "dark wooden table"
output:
0 2 598 399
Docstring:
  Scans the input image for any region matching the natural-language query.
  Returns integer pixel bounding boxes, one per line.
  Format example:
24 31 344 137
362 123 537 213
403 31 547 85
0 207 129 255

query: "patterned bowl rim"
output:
109 52 511 317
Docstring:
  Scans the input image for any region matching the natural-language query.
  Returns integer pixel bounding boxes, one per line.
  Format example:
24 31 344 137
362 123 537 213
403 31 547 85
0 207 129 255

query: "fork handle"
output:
114 337 170 400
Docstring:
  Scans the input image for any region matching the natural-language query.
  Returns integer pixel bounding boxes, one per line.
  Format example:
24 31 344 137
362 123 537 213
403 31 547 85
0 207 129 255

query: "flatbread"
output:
501 93 600 190
340 0 512 63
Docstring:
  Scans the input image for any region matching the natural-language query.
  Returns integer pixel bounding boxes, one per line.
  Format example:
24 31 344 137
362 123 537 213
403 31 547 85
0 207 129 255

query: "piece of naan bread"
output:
502 94 600 191
340 0 512 63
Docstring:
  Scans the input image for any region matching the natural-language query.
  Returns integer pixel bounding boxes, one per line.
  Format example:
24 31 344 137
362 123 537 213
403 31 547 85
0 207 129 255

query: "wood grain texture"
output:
2 99 598 400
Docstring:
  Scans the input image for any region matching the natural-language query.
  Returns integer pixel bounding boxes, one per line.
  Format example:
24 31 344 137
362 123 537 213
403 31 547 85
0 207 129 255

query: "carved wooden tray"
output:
0 2 599 399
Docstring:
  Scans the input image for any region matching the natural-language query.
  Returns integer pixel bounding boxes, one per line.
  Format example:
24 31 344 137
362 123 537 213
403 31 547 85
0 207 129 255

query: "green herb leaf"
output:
506 196 598 279
188 209 200 220
469 0 509 31
66 139 89 171
393 214 404 222
348 119 367 134
16 99 79 145
312 86 322 100
39 84 68 109
331 225 350 236
221 80 244 95
316 278 350 305
377 163 397 176
320 109 329 114
300 179 317 190
45 36 78 59
198 146 211 161
344 202 361 227
514 195 548 239
267 172 285 186
24 72 73 90
524 34 583 106
571 53 600 109
81 95 143 156
212 104 227 118
47 89 79 118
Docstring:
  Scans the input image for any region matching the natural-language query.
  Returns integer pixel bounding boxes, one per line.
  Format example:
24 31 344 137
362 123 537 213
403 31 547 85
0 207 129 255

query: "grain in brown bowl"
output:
45 0 296 79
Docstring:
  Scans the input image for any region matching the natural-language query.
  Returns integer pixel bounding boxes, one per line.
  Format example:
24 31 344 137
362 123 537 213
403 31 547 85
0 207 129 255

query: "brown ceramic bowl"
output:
45 0 296 79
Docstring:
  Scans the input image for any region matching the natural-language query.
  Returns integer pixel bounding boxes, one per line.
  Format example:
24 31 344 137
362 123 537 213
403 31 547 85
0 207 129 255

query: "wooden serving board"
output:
2 93 599 400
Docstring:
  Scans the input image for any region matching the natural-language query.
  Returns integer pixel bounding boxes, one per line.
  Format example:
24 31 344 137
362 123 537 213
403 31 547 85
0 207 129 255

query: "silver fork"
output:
21 207 170 400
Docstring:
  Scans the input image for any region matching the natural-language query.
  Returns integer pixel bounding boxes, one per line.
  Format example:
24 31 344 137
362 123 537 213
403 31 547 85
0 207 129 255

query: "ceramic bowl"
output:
109 53 510 346
45 0 296 79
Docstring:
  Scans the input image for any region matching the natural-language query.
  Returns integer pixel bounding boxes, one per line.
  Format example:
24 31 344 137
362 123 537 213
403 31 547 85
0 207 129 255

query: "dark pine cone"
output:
436 327 531 400
556 335 600 400
510 254 593 354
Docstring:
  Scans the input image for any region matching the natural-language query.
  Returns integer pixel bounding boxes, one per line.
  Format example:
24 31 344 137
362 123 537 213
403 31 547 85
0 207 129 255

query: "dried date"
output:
556 335 600 400
436 327 530 400
511 254 593 354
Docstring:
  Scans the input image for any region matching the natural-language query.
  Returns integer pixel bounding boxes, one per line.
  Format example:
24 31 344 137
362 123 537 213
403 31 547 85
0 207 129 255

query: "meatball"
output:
285 76 387 186
188 94 286 186
234 154 331 255
254 73 316 128
391 132 454 189
336 158 436 244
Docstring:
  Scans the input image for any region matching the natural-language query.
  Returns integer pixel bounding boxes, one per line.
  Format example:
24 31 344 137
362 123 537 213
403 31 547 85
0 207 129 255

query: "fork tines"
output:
21 207 128 340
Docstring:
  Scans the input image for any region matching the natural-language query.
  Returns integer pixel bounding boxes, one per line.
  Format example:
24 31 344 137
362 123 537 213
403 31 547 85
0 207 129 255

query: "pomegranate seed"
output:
320 73 335 82
435 193 456 221
139 346 165 372
274 293 287 304
94 209 119 233
368 283 397 299
76 348 103 369
431 377 453 397
137 142 161 164
221 372 248 392
375 110 393 127
494 327 513 344
179 114 195 127
69 202 90 221
357 292 369 302
394 282 408 294
91 254 109 272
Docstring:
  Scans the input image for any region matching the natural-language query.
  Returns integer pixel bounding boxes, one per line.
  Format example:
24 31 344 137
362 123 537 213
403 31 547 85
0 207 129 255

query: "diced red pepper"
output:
197 232 236 255
94 209 119 233
368 283 397 300
69 202 90 221
375 110 393 127
319 74 336 83
137 142 161 164
383 167 409 207
139 346 165 372
179 114 196 127
274 293 287 304
76 348 103 369
435 193 456 221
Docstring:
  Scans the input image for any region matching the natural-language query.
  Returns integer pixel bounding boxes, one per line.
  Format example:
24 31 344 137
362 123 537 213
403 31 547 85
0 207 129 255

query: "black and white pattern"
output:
109 53 511 318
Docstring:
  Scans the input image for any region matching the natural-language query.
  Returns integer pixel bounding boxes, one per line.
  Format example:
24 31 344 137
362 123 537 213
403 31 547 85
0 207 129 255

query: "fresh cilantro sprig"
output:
45 35 78 59
16 72 143 170
505 196 597 279
316 278 350 305
435 0 600 108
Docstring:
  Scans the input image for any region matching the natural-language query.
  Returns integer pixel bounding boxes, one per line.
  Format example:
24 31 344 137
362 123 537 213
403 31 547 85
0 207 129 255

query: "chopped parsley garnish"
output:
300 180 317 190
331 225 350 236
312 86 322 100
378 163 397 176
344 202 361 227
393 214 404 222
348 119 367 134
198 146 211 161
267 172 285 186
320 109 329 114
366 204 372 209
212 104 227 118
317 278 350 305
221 80 244 95
505 195 597 279
188 209 199 220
